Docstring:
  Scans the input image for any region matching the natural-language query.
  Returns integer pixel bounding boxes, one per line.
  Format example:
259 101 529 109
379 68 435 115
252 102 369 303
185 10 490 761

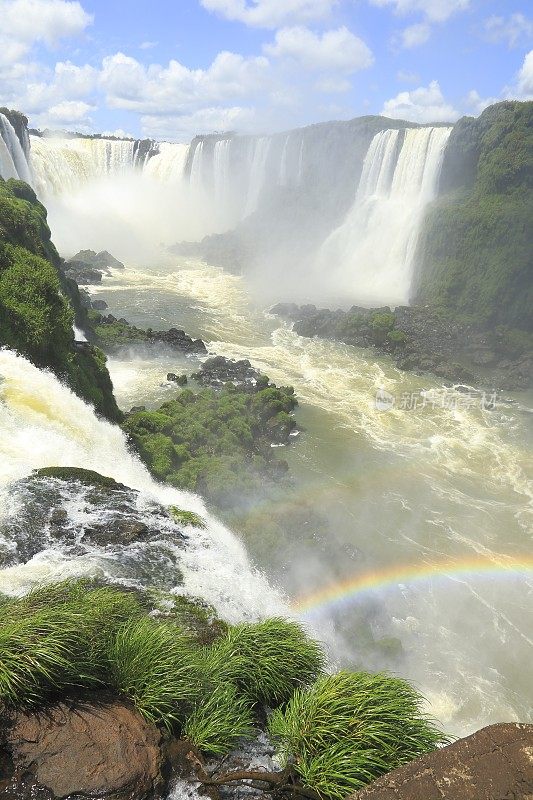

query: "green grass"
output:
204 618 325 706
106 616 202 730
268 671 449 799
183 682 255 755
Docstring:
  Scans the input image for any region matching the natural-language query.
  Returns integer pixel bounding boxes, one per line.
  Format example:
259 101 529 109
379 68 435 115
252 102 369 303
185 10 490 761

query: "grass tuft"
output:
205 618 325 706
183 682 255 755
268 671 449 799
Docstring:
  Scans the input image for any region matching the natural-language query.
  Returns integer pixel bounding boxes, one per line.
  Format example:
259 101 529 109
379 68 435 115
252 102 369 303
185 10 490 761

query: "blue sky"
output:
1 0 532 140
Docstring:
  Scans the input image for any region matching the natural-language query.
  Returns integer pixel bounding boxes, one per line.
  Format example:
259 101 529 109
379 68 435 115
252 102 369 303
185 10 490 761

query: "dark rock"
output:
269 302 531 390
62 262 103 285
1 700 163 800
193 355 269 390
91 298 108 310
68 249 125 271
167 373 188 386
349 723 533 800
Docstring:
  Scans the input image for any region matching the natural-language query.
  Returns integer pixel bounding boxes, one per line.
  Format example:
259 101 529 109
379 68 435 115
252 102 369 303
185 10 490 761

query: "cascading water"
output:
245 137 271 215
189 140 205 191
318 126 452 306
0 349 286 621
142 142 190 182
0 113 33 184
213 139 231 206
29 136 138 195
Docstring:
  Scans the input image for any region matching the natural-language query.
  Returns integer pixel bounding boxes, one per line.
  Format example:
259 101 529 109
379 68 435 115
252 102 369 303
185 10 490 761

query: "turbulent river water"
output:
82 257 533 739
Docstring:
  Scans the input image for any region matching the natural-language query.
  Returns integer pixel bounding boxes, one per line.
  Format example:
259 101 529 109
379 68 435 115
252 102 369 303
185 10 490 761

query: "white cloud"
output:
0 0 92 58
381 80 459 121
264 26 373 73
100 51 270 115
482 13 533 48
465 89 500 115
200 0 337 28
47 99 94 124
370 0 469 23
516 49 533 98
140 105 256 140
399 21 431 47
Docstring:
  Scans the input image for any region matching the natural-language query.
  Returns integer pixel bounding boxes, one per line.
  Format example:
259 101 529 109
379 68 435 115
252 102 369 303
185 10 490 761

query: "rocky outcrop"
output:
350 723 533 800
271 303 533 390
63 250 124 285
192 355 271 390
0 700 164 800
86 311 207 354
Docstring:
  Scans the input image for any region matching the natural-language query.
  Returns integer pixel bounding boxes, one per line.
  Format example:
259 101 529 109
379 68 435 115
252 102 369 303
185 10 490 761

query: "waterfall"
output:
0 113 33 184
0 349 286 620
318 126 452 306
213 139 232 205
189 140 205 191
244 137 271 215
143 142 190 182
278 134 290 186
29 136 138 195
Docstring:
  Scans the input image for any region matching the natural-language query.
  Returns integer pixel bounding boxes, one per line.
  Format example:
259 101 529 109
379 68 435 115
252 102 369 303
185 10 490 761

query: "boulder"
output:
349 723 533 800
1 701 164 799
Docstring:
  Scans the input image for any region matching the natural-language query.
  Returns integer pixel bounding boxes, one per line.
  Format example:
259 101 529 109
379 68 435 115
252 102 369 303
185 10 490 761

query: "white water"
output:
143 142 189 183
0 113 33 184
0 349 286 622
29 136 137 196
318 126 452 306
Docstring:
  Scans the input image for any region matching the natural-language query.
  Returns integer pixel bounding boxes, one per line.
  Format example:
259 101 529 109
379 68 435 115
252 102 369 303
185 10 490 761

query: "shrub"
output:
183 682 254 755
205 618 325 706
268 671 448 799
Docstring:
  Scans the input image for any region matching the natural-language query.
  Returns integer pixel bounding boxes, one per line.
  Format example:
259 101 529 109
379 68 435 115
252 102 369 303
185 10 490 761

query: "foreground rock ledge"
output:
350 723 533 800
1 700 164 799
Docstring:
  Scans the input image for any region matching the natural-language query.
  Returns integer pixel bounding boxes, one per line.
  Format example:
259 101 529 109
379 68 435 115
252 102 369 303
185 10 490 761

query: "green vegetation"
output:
34 466 125 489
168 505 206 529
0 580 448 790
269 671 449 800
0 178 120 419
416 101 533 331
123 384 297 506
205 618 326 706
86 309 150 347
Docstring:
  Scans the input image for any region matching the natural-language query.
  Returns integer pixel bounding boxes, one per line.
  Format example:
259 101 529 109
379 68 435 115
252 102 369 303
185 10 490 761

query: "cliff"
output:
0 177 121 420
414 101 533 331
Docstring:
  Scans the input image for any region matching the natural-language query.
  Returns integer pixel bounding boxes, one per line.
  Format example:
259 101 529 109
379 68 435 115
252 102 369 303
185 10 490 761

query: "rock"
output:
167 373 188 386
91 298 108 310
349 723 533 800
63 262 103 285
68 249 125 271
192 355 269 390
1 700 164 800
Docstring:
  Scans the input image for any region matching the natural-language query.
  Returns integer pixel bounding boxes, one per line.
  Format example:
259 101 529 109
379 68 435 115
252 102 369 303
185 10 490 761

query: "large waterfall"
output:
317 126 452 306
0 349 286 620
0 112 33 184
0 112 455 304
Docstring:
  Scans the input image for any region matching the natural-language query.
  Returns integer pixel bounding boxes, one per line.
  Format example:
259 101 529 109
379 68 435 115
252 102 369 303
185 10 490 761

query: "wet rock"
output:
193 356 269 391
91 298 109 311
0 470 187 588
68 249 125 271
349 723 533 800
270 303 531 390
1 700 163 800
167 373 188 386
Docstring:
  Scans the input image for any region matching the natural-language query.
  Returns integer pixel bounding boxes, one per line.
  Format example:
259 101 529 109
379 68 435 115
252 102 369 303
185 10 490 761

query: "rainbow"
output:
291 556 533 617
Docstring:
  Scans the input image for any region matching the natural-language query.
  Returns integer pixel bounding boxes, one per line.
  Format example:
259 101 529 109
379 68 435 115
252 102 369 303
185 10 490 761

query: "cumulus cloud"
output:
370 0 469 23
515 49 533 98
0 0 92 60
464 89 500 115
47 99 94 124
381 80 459 122
399 21 431 47
482 13 533 48
140 105 257 139
200 0 337 28
99 51 270 115
264 26 373 73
